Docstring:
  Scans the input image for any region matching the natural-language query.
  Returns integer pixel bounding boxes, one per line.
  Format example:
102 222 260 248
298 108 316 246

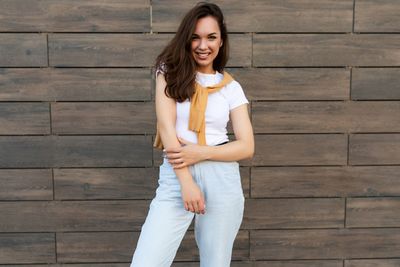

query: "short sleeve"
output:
225 80 249 111
155 62 167 78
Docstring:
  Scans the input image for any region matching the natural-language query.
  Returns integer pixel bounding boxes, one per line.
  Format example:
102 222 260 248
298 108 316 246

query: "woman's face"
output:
191 16 223 74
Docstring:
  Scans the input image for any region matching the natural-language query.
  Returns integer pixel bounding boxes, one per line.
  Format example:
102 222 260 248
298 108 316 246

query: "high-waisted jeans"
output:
130 156 245 267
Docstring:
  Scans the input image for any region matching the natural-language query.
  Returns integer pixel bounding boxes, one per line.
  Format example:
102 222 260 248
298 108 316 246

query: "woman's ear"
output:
220 41 223 47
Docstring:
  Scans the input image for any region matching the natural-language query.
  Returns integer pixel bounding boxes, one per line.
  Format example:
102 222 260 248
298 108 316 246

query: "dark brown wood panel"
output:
251 228 400 260
228 34 252 67
0 34 47 67
253 134 347 166
355 0 400 32
0 135 152 168
0 103 50 134
0 0 149 32
152 0 352 32
0 68 152 101
243 198 344 229
253 101 400 133
251 166 400 198
0 233 55 264
349 134 400 165
57 230 248 262
229 68 350 101
346 259 400 267
52 102 155 134
254 34 400 66
347 197 400 227
54 168 158 200
0 169 53 200
48 34 169 67
0 200 150 232
352 68 400 100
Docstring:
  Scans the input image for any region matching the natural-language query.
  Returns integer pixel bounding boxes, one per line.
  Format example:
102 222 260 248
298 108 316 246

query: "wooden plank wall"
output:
0 0 399 266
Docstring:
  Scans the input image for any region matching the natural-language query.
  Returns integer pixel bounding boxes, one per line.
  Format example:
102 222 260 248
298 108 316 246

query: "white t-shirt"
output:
156 68 249 146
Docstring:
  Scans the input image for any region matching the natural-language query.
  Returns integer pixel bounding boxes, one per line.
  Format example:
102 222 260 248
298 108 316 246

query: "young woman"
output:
130 2 254 266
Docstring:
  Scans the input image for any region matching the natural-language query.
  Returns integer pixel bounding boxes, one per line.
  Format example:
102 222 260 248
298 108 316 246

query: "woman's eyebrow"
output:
192 32 217 36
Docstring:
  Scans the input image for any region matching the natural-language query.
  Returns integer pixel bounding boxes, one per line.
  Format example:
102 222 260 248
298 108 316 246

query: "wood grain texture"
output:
251 166 400 198
349 134 400 165
152 0 352 32
0 200 150 232
346 259 400 267
0 0 149 32
254 34 400 66
253 134 347 166
0 68 151 101
0 136 152 168
0 34 47 67
54 168 158 200
0 169 53 200
52 102 155 134
352 68 400 100
251 228 400 260
253 101 400 133
243 198 344 229
229 68 350 100
346 197 400 227
0 103 50 134
355 0 400 32
0 233 55 264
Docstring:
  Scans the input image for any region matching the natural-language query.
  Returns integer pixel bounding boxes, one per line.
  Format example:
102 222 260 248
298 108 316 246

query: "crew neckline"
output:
196 70 219 76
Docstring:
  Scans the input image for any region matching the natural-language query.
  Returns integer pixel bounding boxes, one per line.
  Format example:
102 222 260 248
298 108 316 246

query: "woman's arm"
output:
155 72 205 214
166 103 254 168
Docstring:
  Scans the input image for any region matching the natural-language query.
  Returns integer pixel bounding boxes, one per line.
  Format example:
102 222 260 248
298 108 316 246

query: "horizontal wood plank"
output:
253 134 347 166
229 68 349 100
0 200 149 232
355 0 400 32
0 233 55 264
0 136 152 168
254 34 400 66
0 103 50 134
349 134 400 165
0 169 52 200
54 168 158 200
346 259 400 267
243 198 344 229
352 68 400 100
253 101 400 133
52 102 155 134
347 197 400 227
0 0 149 32
152 0 352 32
0 34 47 67
0 68 151 101
251 166 400 198
251 228 400 260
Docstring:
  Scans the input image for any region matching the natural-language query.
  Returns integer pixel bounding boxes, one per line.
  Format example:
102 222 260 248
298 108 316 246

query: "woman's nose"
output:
199 38 208 49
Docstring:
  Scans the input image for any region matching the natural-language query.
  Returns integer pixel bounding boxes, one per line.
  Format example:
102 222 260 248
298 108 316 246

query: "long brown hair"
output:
155 2 229 103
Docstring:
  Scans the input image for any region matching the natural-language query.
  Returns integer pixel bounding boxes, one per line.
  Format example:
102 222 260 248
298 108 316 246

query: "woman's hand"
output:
165 137 208 169
180 179 206 214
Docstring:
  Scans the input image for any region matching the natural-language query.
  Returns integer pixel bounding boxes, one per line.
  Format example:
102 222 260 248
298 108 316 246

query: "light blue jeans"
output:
130 157 245 267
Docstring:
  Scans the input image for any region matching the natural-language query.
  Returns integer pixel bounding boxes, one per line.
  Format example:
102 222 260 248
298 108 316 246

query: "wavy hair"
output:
155 2 229 102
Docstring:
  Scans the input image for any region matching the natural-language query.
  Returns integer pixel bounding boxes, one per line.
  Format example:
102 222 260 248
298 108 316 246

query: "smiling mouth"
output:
195 52 211 59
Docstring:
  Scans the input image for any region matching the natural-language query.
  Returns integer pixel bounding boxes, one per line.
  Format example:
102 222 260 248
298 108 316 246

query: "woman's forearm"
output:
159 126 195 186
204 139 254 162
